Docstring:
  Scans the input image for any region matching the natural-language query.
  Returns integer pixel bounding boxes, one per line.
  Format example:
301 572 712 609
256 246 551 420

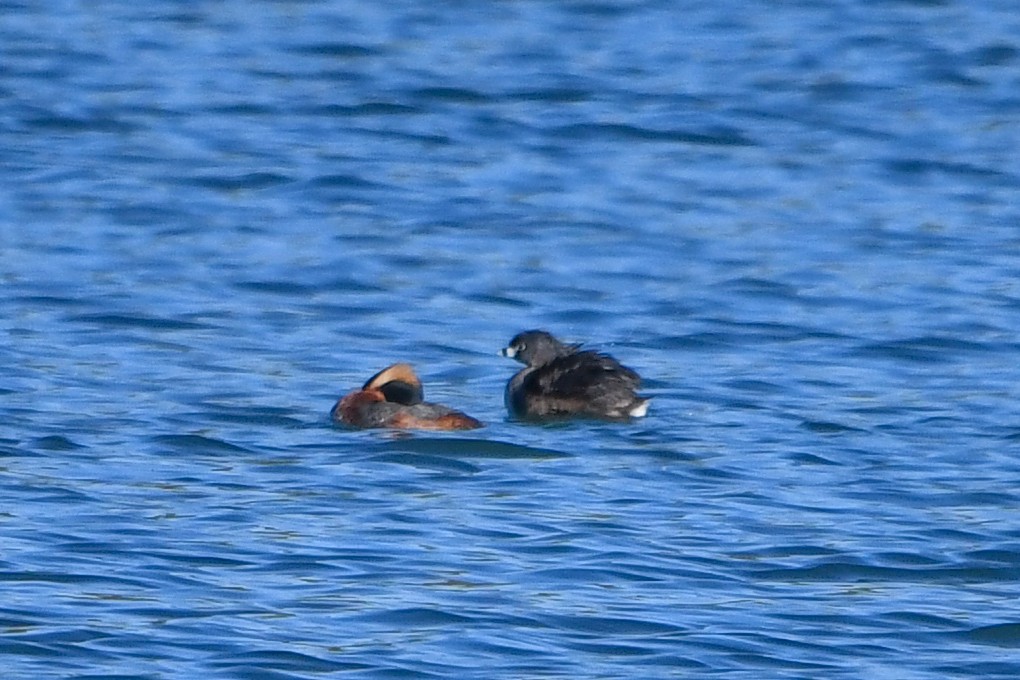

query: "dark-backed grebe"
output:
500 330 649 421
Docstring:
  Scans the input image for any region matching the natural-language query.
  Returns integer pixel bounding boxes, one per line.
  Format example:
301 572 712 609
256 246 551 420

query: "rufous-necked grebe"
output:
332 363 482 431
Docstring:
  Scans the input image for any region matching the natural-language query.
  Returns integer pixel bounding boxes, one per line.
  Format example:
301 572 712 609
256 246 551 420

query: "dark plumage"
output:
500 330 650 421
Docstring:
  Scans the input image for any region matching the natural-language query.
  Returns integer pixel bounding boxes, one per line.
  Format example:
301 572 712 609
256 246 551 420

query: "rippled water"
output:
4 1 1020 678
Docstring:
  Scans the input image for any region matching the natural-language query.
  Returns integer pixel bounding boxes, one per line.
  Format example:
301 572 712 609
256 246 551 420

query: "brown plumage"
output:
331 363 482 431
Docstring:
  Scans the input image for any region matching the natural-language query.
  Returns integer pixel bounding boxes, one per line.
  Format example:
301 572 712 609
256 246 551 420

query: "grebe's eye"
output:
518 343 526 351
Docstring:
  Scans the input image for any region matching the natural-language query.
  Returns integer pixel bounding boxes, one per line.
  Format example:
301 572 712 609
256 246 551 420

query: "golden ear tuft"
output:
362 363 421 391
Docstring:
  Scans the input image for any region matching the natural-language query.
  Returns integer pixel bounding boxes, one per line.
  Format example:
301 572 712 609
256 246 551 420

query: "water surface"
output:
3 1 1020 678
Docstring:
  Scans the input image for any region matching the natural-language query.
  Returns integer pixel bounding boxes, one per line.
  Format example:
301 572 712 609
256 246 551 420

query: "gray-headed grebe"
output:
500 330 649 421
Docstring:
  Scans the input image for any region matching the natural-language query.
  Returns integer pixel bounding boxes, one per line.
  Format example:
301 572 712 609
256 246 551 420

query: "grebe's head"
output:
500 330 577 367
362 363 424 404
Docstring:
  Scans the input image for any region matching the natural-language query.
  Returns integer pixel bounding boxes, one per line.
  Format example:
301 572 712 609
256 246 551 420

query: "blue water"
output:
3 1 1020 678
